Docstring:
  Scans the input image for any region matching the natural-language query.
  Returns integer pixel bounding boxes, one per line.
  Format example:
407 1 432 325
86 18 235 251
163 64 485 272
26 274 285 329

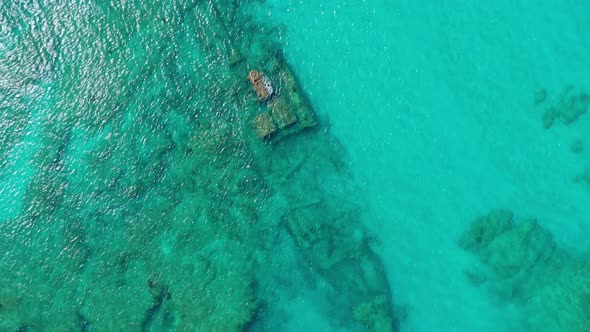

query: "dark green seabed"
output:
0 1 396 331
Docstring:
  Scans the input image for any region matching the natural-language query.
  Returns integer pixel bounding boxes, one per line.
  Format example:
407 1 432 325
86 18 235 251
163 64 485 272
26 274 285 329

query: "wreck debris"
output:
253 111 278 138
0 0 400 330
270 97 298 129
249 56 317 141
248 70 273 100
282 201 397 332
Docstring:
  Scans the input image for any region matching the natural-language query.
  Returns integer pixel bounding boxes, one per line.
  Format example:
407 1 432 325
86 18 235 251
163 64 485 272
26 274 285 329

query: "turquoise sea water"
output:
1 1 590 331
261 1 590 331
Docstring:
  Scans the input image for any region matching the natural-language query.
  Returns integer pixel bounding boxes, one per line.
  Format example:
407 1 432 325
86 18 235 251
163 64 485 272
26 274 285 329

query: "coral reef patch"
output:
534 85 590 194
459 209 590 332
536 86 589 129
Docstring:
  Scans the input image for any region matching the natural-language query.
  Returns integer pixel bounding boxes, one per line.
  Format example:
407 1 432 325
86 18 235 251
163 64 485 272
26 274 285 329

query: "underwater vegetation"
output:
537 86 589 129
459 209 590 332
0 0 397 331
534 86 590 193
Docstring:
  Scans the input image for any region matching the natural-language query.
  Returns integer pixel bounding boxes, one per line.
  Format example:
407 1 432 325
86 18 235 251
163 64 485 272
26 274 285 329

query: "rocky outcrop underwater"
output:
0 0 398 331
459 209 590 332
534 85 590 194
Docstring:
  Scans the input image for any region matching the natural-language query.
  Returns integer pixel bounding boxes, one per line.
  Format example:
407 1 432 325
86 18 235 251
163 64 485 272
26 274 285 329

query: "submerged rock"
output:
533 87 548 105
539 86 590 129
525 257 590 332
459 210 590 332
458 209 513 252
570 139 584 154
575 166 590 188
354 295 395 332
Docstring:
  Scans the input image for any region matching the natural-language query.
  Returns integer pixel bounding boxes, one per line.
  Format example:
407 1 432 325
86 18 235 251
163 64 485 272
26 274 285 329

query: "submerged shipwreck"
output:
0 1 399 331
248 64 316 141
240 49 398 331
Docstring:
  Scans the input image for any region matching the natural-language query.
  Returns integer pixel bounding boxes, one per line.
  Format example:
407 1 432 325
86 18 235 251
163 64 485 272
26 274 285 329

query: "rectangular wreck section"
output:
269 98 298 129
250 54 317 141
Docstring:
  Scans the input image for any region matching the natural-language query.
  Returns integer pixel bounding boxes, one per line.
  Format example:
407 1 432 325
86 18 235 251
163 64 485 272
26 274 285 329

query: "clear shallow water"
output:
261 1 590 331
1 1 590 331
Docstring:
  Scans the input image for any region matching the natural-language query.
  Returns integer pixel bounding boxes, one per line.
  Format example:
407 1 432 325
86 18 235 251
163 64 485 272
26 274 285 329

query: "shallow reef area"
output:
537 86 589 129
0 0 397 331
459 209 590 332
534 86 590 194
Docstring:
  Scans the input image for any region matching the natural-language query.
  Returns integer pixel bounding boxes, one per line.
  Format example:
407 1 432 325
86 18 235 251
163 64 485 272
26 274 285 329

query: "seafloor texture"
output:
0 1 396 331
252 1 590 331
3 1 590 332
459 210 590 332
